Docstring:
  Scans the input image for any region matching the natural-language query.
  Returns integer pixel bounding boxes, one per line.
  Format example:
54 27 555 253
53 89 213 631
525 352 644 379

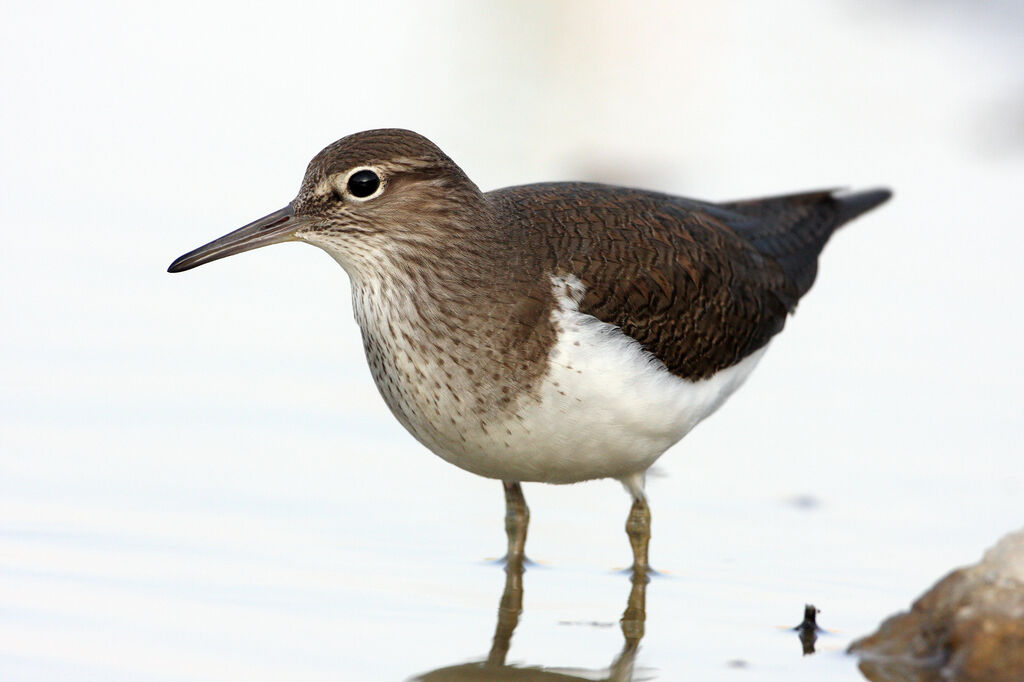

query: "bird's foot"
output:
615 564 666 581
487 553 539 568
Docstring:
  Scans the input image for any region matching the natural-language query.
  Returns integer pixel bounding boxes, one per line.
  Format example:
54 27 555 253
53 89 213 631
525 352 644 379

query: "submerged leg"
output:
610 566 648 680
624 489 652 575
485 549 525 667
502 481 530 563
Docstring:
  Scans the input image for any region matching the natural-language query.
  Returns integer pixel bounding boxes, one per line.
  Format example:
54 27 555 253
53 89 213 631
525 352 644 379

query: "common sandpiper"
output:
169 129 890 575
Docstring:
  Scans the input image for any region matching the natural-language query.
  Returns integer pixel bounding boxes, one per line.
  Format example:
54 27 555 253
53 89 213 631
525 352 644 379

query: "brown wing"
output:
489 183 889 381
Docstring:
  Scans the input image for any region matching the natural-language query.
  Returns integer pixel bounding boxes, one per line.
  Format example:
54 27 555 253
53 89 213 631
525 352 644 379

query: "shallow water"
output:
3 0 1023 680
0 477 877 681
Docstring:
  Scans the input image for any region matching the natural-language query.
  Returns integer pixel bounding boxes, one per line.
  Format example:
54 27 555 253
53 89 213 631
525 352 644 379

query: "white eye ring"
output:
335 166 385 202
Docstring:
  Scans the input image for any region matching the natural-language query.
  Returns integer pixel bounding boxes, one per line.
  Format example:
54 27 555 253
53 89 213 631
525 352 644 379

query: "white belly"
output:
411 274 767 484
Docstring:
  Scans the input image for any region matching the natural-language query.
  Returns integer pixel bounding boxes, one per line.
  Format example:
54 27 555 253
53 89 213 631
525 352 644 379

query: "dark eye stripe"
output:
347 169 381 198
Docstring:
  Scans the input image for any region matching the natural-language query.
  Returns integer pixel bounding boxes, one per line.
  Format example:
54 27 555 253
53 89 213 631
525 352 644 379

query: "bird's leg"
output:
625 494 652 575
502 481 529 563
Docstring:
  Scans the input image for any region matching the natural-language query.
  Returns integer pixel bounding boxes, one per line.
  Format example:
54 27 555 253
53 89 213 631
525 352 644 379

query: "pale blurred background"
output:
2 1 1022 680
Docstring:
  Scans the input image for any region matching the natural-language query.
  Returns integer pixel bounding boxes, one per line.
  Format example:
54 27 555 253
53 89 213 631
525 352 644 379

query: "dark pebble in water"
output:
794 604 822 655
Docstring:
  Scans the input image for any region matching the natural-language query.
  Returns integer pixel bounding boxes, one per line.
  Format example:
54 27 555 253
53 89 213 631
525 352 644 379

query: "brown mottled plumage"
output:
491 183 889 380
168 128 891 574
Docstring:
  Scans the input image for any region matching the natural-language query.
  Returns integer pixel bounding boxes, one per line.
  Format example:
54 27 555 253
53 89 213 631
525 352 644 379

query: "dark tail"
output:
834 188 893 225
719 187 892 307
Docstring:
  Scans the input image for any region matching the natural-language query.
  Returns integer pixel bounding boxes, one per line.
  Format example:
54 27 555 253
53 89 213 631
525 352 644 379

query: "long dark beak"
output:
167 204 301 273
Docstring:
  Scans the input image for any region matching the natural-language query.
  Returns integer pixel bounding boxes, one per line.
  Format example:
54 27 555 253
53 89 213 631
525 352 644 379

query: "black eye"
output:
347 169 381 198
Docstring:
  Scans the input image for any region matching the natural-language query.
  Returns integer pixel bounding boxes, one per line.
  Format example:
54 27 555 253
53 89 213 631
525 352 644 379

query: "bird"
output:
168 128 890 574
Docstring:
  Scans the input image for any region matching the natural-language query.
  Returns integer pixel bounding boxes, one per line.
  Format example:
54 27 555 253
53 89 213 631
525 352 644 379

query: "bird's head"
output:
168 129 485 277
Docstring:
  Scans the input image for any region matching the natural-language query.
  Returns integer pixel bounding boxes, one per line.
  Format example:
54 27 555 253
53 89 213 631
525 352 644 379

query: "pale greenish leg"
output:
502 481 529 563
614 487 651 681
625 494 652 575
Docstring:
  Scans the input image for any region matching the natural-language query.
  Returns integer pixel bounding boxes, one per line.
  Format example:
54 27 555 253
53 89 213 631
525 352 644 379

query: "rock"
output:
850 528 1024 682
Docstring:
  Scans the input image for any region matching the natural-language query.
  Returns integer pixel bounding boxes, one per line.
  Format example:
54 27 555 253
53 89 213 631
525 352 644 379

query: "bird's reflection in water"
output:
411 557 650 681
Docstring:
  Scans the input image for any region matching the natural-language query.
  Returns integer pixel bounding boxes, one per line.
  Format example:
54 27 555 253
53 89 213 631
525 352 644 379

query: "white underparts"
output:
474 274 767 484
